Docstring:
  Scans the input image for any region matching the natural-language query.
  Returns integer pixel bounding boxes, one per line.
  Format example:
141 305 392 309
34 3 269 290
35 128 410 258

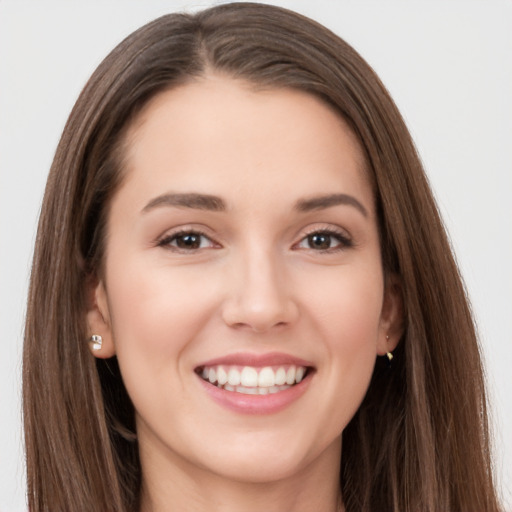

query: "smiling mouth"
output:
195 364 312 395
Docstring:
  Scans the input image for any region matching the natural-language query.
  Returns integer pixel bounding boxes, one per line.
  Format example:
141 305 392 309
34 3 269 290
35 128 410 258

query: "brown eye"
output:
175 233 202 249
159 231 216 251
307 233 333 250
296 229 352 252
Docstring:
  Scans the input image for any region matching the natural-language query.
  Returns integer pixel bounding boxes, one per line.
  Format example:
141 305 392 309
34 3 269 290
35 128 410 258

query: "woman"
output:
23 3 502 511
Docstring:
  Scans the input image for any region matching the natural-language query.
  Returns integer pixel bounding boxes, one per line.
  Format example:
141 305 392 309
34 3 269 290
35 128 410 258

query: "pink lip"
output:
196 351 313 369
195 352 315 415
197 374 313 415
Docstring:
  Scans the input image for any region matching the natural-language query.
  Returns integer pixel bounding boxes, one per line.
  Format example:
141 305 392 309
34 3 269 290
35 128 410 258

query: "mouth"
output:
195 364 313 395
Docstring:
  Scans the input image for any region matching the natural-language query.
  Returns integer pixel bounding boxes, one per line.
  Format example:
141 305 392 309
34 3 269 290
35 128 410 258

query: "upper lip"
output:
195 352 314 369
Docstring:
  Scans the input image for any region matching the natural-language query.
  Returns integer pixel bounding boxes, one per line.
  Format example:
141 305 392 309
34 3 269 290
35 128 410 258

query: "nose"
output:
221 247 299 333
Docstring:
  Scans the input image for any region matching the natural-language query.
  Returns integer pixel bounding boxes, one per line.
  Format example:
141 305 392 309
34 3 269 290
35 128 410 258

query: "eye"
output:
296 229 352 252
158 230 217 251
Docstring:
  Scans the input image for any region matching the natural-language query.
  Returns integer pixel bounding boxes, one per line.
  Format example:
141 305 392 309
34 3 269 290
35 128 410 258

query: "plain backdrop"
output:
1 1 511 510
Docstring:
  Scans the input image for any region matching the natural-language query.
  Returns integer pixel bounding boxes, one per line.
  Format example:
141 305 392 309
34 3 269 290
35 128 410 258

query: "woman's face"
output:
89 76 400 485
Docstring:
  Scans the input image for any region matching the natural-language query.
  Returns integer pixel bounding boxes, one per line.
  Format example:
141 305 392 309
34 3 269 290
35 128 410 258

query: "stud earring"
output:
88 334 103 351
385 335 393 366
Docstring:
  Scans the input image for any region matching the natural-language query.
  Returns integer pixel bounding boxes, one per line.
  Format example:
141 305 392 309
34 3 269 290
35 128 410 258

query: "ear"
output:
377 273 404 356
85 276 116 359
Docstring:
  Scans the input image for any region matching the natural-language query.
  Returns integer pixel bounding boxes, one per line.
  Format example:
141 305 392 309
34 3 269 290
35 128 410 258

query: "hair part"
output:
23 3 501 511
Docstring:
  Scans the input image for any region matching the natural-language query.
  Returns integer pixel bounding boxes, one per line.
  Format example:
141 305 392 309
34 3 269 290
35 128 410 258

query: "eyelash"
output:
294 227 353 253
157 229 217 252
157 227 353 253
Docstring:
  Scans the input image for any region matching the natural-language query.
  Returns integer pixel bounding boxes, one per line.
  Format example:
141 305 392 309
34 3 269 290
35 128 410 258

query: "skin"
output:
87 75 402 512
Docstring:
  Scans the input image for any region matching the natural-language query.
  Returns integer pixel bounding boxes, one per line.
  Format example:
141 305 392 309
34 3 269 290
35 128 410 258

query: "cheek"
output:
103 258 227 431
105 258 221 374
304 262 384 344
301 262 383 401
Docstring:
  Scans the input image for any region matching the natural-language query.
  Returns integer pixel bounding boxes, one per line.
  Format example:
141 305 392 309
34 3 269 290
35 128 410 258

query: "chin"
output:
205 451 310 484
192 429 340 485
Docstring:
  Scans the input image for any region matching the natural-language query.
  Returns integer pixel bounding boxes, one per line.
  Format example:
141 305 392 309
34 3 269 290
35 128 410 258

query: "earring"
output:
88 334 102 351
385 335 393 366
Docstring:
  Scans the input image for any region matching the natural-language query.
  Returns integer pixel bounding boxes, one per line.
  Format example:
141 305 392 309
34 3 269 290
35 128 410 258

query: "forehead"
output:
118 75 372 213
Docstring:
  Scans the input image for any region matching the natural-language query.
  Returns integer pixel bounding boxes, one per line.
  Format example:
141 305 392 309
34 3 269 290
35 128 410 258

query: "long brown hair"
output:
23 3 501 511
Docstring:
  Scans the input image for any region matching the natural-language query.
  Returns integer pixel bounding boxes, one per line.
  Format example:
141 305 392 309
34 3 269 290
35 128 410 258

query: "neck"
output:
138 437 343 512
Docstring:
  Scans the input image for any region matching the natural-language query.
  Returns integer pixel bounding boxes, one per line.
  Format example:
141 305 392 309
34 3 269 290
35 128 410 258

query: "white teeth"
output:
217 366 228 385
258 367 275 387
240 367 258 387
227 368 241 386
238 386 258 395
200 364 309 392
234 384 291 395
275 367 286 385
285 366 296 385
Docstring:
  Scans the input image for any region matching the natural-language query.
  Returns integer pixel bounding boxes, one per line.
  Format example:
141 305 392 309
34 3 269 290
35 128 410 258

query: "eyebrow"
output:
141 191 368 217
142 193 226 213
294 193 368 217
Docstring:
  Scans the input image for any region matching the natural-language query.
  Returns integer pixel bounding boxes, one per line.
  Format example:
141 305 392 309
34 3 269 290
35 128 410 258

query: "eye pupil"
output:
176 234 201 249
308 233 331 249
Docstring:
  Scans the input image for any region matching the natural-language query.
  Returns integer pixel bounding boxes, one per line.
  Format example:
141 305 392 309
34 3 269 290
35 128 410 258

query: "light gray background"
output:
1 1 511 510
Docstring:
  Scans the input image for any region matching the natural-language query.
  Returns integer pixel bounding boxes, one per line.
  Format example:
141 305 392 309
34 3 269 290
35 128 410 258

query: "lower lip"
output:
197 373 313 415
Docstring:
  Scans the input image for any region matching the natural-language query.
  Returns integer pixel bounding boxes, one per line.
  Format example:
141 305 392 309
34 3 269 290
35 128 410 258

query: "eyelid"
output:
154 223 353 253
156 226 221 252
292 224 353 251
